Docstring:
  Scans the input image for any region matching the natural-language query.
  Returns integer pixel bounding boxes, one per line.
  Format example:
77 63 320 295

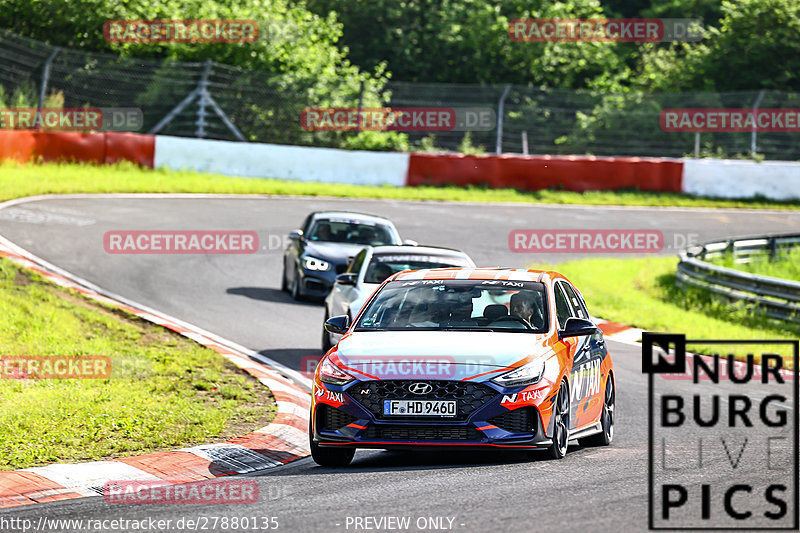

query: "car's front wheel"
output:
309 421 355 467
547 381 570 460
291 270 304 301
579 374 614 447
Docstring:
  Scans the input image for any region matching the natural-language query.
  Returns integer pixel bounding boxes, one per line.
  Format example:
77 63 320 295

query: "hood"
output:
334 330 553 381
304 241 366 264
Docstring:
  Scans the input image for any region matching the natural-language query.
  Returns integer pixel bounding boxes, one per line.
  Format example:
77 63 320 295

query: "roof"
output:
368 245 469 258
391 267 557 282
310 211 394 225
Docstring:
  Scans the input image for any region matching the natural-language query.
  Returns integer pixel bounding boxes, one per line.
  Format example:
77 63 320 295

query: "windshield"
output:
308 219 396 245
355 279 548 332
363 254 472 284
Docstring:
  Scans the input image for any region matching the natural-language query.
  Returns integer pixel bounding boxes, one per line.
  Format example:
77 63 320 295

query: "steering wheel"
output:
489 315 531 329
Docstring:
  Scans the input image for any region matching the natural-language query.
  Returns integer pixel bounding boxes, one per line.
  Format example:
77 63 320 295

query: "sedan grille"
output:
348 380 497 421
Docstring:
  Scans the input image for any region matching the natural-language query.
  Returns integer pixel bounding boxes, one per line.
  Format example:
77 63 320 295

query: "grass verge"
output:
0 258 275 470
3 161 800 209
530 256 799 362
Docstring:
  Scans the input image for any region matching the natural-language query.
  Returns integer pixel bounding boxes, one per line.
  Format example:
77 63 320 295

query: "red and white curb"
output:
0 233 312 509
593 318 644 345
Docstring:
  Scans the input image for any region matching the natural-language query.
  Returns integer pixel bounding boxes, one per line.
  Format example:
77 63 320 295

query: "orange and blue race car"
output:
309 267 616 466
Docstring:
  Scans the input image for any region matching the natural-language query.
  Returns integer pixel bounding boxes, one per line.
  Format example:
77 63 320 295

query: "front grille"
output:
348 380 498 420
489 408 536 434
318 404 358 431
363 425 483 441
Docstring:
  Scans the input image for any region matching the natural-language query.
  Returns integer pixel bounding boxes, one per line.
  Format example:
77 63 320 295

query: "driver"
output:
314 222 332 241
509 292 536 326
371 263 394 283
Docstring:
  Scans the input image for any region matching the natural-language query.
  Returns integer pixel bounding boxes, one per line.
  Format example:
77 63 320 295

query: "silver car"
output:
322 245 475 350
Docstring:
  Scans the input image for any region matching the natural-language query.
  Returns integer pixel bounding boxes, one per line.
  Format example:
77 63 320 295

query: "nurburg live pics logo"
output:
642 333 799 530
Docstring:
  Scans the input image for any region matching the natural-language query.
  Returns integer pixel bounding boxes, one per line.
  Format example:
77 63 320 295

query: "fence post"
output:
195 59 212 138
36 47 60 129
355 79 365 133
694 132 700 158
751 89 765 158
495 84 511 154
521 130 529 155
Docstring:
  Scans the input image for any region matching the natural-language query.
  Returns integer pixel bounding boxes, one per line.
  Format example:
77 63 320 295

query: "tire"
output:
281 261 289 292
309 420 355 467
291 270 304 301
579 374 614 447
321 309 333 352
547 381 570 460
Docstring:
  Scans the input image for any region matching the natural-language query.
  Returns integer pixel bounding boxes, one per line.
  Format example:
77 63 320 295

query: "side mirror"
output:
288 230 303 241
324 314 351 334
558 317 598 339
336 273 357 286
402 239 419 246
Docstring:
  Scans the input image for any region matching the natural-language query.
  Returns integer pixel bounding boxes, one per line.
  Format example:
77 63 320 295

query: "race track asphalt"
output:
1 195 798 532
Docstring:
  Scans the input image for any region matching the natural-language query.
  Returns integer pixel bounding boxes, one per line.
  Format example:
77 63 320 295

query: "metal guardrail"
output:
677 234 800 323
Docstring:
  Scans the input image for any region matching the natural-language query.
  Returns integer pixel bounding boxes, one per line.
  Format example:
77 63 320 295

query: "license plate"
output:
383 399 457 417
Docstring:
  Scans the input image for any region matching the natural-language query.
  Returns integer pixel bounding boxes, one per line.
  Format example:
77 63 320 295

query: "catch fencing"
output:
1 27 799 159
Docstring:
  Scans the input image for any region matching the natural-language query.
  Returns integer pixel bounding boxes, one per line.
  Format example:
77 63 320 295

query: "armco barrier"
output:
677 234 800 323
407 153 684 193
0 131 154 167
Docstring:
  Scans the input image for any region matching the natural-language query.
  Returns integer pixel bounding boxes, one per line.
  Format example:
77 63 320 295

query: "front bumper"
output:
311 380 555 450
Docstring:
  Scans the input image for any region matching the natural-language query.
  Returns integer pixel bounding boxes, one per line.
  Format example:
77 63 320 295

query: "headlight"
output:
492 358 546 387
303 256 330 271
319 359 354 385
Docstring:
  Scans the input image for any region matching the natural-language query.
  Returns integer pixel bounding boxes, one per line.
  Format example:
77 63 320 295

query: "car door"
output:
558 280 605 428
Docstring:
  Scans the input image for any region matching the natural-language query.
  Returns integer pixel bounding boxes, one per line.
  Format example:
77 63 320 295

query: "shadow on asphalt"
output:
259 445 586 476
256 348 322 373
226 286 323 307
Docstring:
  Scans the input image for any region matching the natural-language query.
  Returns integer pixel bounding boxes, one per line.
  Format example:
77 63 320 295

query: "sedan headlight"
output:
492 358 546 387
319 358 354 385
303 256 330 271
